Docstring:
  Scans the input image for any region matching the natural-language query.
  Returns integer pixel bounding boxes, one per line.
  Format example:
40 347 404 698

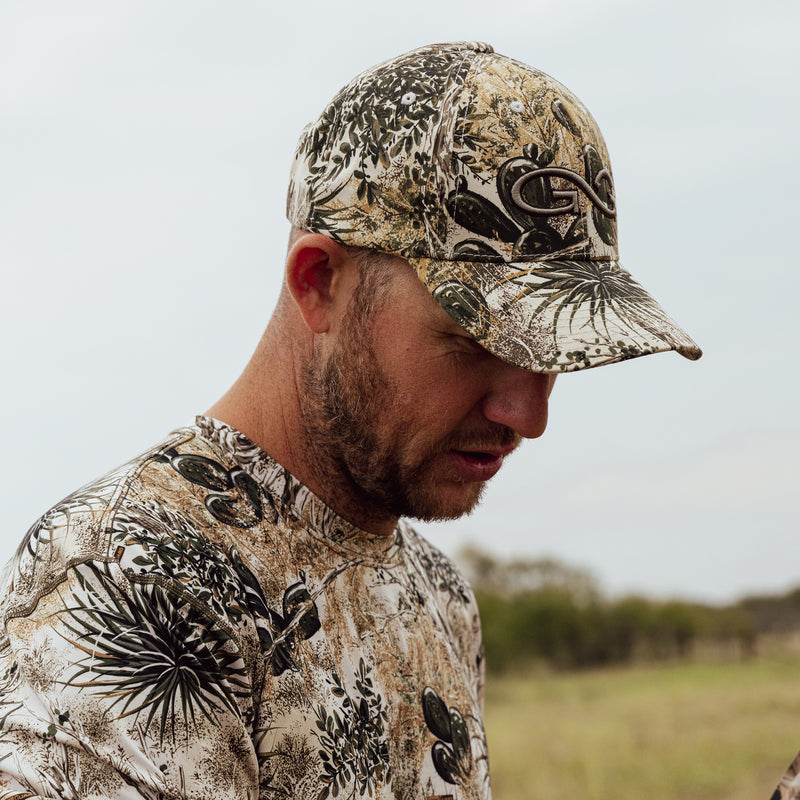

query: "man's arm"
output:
770 754 800 800
1 556 260 799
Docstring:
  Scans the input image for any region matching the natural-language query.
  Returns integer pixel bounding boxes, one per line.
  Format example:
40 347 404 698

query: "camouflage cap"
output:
287 41 702 372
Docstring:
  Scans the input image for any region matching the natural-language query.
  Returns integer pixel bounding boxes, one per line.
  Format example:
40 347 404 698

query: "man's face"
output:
302 258 555 525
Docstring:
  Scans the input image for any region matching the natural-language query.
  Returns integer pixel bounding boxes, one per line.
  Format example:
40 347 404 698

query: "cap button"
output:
467 41 494 53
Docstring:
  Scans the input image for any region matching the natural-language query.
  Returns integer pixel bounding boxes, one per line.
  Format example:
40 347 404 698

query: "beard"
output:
300 308 516 524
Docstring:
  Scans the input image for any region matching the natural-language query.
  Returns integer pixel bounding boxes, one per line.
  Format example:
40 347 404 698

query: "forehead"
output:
347 250 473 358
373 254 465 332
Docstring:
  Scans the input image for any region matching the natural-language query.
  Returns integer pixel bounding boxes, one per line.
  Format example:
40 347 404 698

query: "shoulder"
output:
399 522 476 607
398 523 486 698
1 422 268 689
0 426 264 795
1 423 274 634
1 426 198 623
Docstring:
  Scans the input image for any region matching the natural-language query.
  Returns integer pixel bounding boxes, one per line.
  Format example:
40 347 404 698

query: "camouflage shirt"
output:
773 755 800 800
0 417 489 800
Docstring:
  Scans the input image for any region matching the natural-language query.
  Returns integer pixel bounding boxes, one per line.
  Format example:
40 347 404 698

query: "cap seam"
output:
409 254 621 265
422 47 477 259
447 51 490 261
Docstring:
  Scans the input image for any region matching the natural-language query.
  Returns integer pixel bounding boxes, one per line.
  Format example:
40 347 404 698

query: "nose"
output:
480 362 556 439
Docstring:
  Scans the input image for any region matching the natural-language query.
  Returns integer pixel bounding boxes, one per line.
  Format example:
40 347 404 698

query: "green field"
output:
483 653 800 800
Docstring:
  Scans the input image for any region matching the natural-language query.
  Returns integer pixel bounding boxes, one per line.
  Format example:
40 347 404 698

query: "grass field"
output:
483 651 800 800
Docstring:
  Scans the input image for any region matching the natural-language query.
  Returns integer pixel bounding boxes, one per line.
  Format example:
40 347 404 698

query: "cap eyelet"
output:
401 92 417 106
509 100 524 114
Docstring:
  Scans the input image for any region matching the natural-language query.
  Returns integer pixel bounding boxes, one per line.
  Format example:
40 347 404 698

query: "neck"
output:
205 322 398 537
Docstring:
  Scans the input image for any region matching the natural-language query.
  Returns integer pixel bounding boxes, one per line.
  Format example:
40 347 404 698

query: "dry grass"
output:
483 653 800 800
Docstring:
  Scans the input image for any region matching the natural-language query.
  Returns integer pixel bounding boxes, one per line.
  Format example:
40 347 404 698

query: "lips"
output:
450 449 508 482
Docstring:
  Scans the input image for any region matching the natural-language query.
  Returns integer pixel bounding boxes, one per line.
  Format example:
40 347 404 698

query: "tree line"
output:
458 547 799 673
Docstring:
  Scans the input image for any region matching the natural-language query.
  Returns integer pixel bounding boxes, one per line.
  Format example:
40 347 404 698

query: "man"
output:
0 42 700 799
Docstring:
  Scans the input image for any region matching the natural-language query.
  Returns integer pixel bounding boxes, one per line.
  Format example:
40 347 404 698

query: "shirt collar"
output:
194 415 399 557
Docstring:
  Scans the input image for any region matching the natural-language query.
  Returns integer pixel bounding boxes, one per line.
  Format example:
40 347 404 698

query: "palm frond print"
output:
57 561 248 743
504 259 662 339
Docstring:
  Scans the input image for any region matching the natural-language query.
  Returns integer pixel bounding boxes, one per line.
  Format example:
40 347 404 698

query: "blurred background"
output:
2 1 798 798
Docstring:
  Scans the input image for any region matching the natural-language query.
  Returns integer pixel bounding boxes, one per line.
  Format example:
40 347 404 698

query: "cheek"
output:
374 322 487 429
390 371 483 436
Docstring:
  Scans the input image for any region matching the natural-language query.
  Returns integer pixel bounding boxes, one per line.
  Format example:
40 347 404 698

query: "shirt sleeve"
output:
770 753 800 800
0 556 260 800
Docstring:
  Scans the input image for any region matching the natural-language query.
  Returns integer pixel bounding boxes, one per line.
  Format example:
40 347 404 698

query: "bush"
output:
458 547 772 673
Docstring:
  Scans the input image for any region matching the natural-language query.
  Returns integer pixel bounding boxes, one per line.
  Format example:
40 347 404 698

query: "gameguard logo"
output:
510 166 617 218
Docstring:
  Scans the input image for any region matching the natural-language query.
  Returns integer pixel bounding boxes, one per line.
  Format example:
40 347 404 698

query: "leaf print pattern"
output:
0 418 488 799
58 561 248 743
296 46 476 253
414 540 472 606
422 686 488 790
314 660 391 799
167 449 268 528
288 41 701 372
258 577 322 677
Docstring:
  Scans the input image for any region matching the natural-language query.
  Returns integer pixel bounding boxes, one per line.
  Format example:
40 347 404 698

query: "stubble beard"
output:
301 320 487 524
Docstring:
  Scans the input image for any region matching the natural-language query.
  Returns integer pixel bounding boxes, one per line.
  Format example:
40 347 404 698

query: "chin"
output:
401 482 486 522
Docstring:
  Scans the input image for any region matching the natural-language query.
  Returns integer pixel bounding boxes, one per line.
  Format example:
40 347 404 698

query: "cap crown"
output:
287 42 618 266
287 42 701 373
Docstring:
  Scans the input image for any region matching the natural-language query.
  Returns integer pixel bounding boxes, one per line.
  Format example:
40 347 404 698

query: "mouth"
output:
457 450 502 463
450 449 508 482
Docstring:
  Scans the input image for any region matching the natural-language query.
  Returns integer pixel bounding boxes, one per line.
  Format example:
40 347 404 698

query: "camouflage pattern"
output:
287 41 702 372
772 754 800 800
0 418 488 799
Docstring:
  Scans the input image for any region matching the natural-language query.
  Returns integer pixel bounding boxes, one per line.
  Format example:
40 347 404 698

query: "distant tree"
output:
457 547 777 673
708 606 758 658
654 602 700 658
605 597 655 662
459 546 600 602
739 587 800 635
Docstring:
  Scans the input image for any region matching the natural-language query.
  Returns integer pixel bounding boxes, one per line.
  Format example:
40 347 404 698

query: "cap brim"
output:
407 255 702 373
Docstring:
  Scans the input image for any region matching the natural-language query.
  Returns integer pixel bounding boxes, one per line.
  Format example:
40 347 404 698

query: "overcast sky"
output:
2 0 798 603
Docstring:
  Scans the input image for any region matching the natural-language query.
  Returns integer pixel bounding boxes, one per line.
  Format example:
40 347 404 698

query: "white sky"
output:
1 0 798 603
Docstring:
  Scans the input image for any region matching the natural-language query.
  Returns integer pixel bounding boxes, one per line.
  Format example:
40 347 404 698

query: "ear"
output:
286 233 357 334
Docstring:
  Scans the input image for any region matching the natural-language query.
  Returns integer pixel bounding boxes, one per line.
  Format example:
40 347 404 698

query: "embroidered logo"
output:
510 165 616 218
